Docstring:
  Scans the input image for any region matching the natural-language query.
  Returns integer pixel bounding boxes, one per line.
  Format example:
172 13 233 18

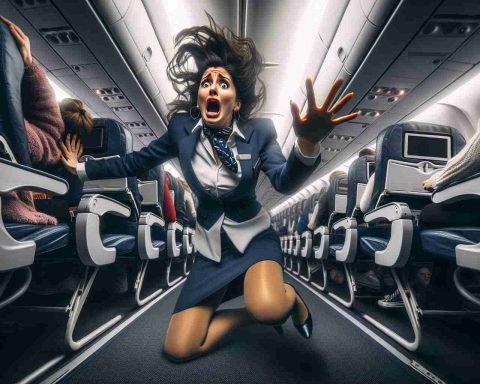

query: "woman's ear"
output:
235 100 242 112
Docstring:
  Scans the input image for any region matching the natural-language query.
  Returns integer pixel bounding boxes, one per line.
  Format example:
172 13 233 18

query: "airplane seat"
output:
420 171 480 307
309 174 347 291
0 21 70 310
356 121 466 351
358 122 466 263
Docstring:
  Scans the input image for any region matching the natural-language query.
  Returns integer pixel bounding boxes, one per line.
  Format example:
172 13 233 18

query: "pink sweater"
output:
2 60 65 225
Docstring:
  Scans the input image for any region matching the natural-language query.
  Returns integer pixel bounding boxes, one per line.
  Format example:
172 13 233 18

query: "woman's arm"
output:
1 16 65 168
61 117 179 180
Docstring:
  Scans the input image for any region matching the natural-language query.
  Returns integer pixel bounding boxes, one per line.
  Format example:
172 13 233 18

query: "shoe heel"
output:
284 282 313 339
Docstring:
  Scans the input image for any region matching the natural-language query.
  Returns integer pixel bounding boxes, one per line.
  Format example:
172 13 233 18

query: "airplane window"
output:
404 133 451 161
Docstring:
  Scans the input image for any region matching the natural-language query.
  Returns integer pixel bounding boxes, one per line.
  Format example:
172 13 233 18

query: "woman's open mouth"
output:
206 99 221 118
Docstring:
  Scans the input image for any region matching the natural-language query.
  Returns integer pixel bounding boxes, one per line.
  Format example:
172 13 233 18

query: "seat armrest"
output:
364 203 413 224
138 212 165 260
432 174 480 204
167 221 183 258
183 227 195 235
139 212 165 227
78 194 131 217
0 158 68 195
301 231 312 257
76 194 131 266
332 217 357 231
364 203 413 267
314 226 328 236
301 231 312 240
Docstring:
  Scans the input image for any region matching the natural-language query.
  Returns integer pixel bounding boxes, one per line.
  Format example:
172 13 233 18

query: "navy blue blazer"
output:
83 113 322 230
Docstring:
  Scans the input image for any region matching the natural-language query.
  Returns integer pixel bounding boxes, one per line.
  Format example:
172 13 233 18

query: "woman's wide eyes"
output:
201 79 229 89
201 80 210 88
220 81 228 89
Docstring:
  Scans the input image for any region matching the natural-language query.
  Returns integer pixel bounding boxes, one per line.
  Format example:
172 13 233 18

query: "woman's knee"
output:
245 295 290 324
163 338 199 363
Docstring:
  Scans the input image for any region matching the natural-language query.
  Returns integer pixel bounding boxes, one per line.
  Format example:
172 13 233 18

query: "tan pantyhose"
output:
163 260 308 363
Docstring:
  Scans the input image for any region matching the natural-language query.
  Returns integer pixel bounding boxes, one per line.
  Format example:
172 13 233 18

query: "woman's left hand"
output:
0 15 32 66
290 78 359 154
422 179 433 191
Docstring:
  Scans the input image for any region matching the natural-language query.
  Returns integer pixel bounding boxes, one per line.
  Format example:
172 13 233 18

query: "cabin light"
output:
373 87 383 93
384 88 393 95
387 97 398 103
395 89 406 96
370 111 380 117
357 110 363 115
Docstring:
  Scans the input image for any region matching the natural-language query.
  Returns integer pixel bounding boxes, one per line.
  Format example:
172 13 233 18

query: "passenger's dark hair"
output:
166 12 266 122
359 147 375 157
59 98 93 137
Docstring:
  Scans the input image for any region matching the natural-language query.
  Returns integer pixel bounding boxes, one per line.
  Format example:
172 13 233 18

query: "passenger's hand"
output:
0 16 32 66
422 179 433 191
290 78 359 155
60 134 81 175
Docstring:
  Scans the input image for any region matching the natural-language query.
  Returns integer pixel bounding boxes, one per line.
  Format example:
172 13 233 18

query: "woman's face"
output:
197 67 241 128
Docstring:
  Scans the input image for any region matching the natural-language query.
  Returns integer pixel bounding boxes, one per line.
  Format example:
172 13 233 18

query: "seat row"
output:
0 24 195 352
273 121 480 352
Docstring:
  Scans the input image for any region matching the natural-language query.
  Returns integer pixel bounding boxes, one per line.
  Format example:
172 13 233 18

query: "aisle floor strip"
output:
285 271 447 384
38 280 185 384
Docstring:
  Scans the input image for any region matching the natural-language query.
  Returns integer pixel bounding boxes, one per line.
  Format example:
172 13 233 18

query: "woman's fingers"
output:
78 144 83 159
0 15 14 27
305 78 317 113
328 92 353 115
12 23 27 39
290 100 302 126
70 133 77 150
321 78 343 110
331 111 359 124
8 25 23 44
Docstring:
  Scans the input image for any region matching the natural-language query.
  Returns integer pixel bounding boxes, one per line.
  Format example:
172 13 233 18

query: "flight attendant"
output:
61 14 358 363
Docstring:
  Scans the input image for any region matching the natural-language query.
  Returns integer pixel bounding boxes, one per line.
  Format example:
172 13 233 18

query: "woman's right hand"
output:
0 15 32 66
60 134 82 175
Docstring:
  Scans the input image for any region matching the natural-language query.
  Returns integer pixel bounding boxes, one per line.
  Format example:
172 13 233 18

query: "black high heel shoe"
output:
285 282 313 339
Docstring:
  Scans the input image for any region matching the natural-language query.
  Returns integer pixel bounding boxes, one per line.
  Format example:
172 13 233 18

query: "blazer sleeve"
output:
83 116 179 180
259 119 321 194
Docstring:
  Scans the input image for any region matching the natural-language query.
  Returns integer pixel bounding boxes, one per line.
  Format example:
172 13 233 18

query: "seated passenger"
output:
420 123 480 229
308 169 346 230
178 177 197 227
0 17 67 225
356 147 376 214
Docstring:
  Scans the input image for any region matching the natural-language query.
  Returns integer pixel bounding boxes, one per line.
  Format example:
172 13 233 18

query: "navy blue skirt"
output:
172 226 283 314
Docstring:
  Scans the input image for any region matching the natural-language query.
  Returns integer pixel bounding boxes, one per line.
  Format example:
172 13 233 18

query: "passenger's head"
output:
178 177 192 194
329 268 345 285
359 147 375 157
415 267 432 287
328 170 346 183
167 12 266 127
59 98 93 138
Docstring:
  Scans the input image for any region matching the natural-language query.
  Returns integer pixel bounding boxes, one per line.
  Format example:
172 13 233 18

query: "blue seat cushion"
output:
5 223 70 256
101 234 136 256
359 236 388 258
421 227 480 260
329 243 343 258
152 240 166 253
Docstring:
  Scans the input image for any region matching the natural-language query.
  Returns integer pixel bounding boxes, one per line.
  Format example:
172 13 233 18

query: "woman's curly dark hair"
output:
166 12 266 122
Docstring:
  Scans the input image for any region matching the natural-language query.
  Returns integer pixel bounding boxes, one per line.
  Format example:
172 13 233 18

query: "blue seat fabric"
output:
359 236 388 258
421 227 480 260
5 223 70 256
101 234 136 256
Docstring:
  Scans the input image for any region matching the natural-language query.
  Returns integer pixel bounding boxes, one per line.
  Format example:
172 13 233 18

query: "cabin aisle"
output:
61 277 428 384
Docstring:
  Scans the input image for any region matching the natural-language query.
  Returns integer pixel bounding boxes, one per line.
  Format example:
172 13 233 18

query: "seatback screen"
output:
82 127 104 150
404 133 451 161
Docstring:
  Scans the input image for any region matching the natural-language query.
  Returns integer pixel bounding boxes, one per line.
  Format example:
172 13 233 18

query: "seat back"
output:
369 122 465 212
81 118 141 218
0 22 29 166
327 174 348 228
346 155 375 216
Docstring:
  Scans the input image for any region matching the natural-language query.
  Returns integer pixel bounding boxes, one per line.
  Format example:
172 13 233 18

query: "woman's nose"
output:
209 86 218 96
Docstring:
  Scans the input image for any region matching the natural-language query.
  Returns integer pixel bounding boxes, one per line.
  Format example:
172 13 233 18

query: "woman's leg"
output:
244 260 308 324
163 285 256 363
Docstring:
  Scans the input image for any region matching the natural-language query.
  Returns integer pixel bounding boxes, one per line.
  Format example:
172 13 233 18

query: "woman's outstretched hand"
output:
0 15 32 66
290 78 359 155
422 179 433 191
60 134 82 175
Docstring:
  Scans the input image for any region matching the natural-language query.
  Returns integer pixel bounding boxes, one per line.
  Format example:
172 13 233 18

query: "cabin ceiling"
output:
2 0 480 212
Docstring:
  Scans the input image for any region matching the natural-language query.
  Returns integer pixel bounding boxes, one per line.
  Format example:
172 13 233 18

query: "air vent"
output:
40 27 80 46
328 134 354 141
100 95 125 102
126 121 147 128
112 106 134 112
93 87 121 96
371 86 409 97
11 0 50 9
422 20 479 38
355 108 384 118
136 133 155 138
